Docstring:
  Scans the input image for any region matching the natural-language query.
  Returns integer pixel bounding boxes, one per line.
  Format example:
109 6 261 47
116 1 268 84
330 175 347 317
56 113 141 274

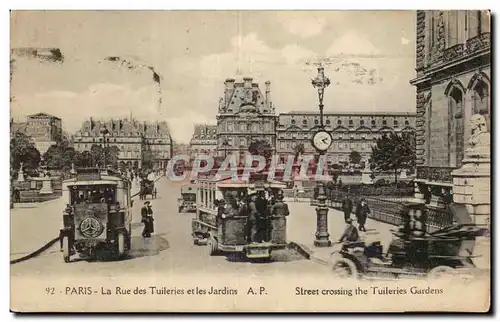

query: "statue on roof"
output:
218 97 225 113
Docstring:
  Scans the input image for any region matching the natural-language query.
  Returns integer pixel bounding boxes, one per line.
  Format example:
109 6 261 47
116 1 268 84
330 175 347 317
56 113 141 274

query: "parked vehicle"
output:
178 184 197 213
59 168 133 262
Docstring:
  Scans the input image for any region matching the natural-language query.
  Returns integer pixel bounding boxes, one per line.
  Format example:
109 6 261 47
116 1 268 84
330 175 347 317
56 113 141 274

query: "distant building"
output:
410 10 490 194
10 112 63 154
72 117 172 169
188 124 217 159
276 111 416 165
172 142 190 157
216 77 277 163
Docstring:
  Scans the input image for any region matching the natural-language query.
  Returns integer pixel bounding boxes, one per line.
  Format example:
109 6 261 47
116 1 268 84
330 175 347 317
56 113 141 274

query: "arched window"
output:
472 80 490 129
448 87 464 167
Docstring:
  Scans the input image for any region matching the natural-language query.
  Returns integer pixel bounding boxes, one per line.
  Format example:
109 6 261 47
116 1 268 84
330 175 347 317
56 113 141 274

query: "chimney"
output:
243 77 253 89
224 78 235 105
265 81 271 109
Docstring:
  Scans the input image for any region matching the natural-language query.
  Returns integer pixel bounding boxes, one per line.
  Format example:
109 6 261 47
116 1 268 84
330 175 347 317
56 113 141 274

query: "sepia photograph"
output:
9 9 491 312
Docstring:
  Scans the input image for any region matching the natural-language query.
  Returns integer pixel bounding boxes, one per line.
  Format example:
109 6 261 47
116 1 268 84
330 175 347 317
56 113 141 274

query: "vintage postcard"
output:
9 10 491 312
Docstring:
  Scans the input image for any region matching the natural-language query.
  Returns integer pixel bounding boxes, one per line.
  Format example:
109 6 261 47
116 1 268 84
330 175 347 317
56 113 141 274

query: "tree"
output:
43 139 76 171
370 131 416 183
248 139 273 161
88 144 120 168
10 132 41 175
349 150 362 165
142 149 155 171
75 151 92 168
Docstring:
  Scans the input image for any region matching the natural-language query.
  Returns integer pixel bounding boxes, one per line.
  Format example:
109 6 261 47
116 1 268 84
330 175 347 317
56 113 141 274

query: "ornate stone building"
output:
216 77 277 163
73 117 172 169
10 112 63 154
189 124 217 159
276 111 416 164
410 10 490 198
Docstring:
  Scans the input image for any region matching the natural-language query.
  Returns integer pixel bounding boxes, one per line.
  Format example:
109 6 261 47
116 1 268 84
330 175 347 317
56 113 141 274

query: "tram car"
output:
178 183 197 213
191 169 288 261
59 168 133 262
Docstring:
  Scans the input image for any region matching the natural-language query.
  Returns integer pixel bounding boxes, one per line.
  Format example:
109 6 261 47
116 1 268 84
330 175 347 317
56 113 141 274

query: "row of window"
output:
278 142 371 150
426 77 490 168
286 118 411 127
278 133 382 140
192 135 217 140
220 122 273 132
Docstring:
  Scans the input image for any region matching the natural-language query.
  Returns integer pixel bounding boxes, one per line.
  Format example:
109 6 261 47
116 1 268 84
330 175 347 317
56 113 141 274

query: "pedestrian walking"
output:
141 201 154 238
341 195 353 223
355 198 371 232
292 185 299 201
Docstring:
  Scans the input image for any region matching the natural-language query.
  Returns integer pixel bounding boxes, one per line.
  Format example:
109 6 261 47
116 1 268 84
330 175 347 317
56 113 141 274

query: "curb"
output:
10 237 59 265
287 241 331 267
10 175 165 265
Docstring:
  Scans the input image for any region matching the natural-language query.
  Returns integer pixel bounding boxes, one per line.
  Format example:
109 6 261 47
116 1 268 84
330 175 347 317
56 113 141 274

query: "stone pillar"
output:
451 114 490 228
400 169 407 179
361 162 373 185
40 178 53 195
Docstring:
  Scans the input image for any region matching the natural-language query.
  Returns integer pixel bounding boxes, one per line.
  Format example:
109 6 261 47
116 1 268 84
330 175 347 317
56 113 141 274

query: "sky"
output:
10 11 416 143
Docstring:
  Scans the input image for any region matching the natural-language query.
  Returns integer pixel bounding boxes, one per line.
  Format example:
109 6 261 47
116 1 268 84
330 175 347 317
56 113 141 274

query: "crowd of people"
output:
216 188 290 244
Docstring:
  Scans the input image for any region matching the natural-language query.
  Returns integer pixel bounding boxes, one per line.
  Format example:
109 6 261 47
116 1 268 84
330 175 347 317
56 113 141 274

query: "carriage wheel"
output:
62 237 71 263
427 266 455 279
332 258 358 279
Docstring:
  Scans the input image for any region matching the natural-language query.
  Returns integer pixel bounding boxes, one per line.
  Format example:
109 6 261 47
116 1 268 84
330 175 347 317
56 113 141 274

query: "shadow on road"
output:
70 235 170 263
224 249 307 264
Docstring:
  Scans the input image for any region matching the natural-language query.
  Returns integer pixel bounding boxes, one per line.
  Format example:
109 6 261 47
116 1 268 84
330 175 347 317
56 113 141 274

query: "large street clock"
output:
312 130 332 152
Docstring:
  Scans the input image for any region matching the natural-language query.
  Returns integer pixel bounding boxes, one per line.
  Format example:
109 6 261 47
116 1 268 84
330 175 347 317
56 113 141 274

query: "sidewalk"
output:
10 197 65 259
287 202 394 266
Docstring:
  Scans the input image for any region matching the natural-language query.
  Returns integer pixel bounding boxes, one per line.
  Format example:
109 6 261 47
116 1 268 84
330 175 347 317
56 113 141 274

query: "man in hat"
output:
355 198 370 232
141 201 154 238
341 195 353 223
255 190 269 242
338 218 359 243
271 190 289 218
246 188 259 243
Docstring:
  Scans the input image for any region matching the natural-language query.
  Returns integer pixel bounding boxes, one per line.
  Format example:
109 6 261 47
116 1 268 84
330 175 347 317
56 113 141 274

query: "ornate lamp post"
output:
310 65 332 247
100 125 109 168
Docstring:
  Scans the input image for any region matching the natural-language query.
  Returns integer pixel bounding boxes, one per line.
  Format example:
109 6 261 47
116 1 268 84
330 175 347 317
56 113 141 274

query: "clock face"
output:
312 130 332 151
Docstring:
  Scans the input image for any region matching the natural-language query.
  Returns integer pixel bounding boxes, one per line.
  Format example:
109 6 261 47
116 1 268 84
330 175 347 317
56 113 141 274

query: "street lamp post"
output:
101 125 109 168
311 66 332 247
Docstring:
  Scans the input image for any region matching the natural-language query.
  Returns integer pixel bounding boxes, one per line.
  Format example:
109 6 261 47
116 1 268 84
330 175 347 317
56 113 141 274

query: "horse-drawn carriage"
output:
140 179 157 200
59 167 133 262
191 170 289 261
331 203 481 279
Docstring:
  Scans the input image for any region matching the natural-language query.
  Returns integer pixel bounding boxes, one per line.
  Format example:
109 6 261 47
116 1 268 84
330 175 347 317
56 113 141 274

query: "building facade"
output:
216 77 277 163
189 124 217 159
10 112 63 154
73 117 172 169
410 10 490 196
276 111 416 165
